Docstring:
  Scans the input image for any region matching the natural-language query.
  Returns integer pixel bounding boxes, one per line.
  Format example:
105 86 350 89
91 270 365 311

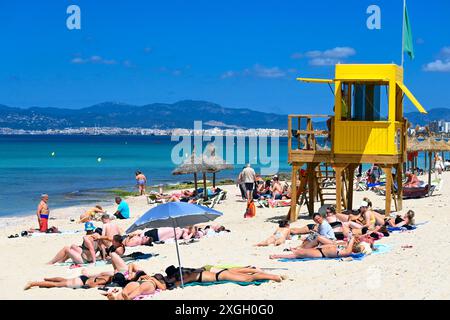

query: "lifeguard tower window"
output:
345 83 389 121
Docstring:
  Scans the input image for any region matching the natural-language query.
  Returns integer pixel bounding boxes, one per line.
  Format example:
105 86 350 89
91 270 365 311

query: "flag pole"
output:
401 0 406 67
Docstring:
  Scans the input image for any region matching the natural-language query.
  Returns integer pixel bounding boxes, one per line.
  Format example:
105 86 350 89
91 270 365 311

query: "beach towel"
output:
387 221 428 233
278 244 390 262
184 280 268 287
30 230 83 237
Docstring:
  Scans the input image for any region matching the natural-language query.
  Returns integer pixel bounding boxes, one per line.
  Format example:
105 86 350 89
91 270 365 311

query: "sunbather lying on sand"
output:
164 264 285 288
385 210 415 228
255 220 291 246
269 236 358 260
193 224 231 238
124 226 195 246
24 273 113 290
104 273 167 300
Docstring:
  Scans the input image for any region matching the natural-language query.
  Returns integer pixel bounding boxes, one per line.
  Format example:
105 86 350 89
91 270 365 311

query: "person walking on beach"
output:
242 164 256 203
37 194 50 232
236 167 247 200
434 153 444 180
114 197 130 219
135 171 147 195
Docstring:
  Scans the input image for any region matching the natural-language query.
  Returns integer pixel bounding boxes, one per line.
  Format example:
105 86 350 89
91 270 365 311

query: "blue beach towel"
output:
278 244 390 262
387 221 428 233
184 280 268 287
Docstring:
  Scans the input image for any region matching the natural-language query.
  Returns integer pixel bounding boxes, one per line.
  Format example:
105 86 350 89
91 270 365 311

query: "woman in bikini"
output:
324 206 351 240
164 265 285 288
269 236 358 260
105 272 167 300
255 220 291 246
24 273 112 290
385 210 415 228
47 222 101 265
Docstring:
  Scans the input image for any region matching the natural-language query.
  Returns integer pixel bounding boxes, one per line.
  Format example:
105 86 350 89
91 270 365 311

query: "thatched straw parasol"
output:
172 143 234 199
203 143 234 187
406 136 421 152
410 137 448 186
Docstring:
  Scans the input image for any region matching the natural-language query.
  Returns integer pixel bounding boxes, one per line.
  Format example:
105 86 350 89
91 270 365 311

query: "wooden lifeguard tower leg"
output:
396 163 403 211
382 165 393 216
346 164 357 211
332 164 348 214
307 163 319 216
289 165 298 222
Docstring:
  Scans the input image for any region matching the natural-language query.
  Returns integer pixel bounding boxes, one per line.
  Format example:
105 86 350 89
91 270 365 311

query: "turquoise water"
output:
0 135 290 216
0 135 439 217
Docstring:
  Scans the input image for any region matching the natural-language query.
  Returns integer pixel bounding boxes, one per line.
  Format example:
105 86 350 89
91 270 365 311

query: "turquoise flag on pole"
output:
403 3 414 60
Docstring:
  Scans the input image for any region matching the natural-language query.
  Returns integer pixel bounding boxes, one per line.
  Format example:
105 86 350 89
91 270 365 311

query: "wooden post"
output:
333 165 347 214
384 166 393 216
396 163 403 211
289 165 299 222
212 173 216 188
202 172 208 200
193 172 198 193
424 152 427 172
428 151 432 187
347 165 356 211
307 163 316 216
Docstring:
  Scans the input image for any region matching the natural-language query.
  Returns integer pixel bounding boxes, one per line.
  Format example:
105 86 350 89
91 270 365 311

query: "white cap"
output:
360 200 369 208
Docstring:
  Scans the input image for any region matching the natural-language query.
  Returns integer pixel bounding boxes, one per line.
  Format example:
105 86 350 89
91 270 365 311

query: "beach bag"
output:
244 201 256 218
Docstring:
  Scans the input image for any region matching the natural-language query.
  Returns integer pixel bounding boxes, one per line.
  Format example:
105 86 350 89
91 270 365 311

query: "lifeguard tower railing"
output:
288 114 333 164
288 114 408 164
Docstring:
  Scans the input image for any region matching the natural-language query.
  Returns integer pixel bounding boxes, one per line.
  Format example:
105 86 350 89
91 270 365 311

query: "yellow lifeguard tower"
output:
288 64 427 220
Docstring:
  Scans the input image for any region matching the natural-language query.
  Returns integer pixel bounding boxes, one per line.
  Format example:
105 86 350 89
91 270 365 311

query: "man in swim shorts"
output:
37 194 50 232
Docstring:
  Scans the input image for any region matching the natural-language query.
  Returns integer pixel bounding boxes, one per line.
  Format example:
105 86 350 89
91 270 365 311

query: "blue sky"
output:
0 0 449 115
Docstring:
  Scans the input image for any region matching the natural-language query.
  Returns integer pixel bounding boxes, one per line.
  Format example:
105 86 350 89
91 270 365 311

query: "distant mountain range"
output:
0 100 448 130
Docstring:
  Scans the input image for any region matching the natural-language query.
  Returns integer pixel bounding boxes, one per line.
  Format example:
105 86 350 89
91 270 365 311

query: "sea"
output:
0 135 290 217
0 134 439 217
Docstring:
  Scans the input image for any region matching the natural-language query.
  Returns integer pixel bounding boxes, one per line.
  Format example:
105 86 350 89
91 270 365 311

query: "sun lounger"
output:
403 184 434 199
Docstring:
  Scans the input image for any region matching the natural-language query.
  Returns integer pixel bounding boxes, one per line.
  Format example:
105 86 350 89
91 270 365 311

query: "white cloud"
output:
423 59 450 72
291 46 356 66
309 58 340 66
70 55 117 65
423 47 450 72
221 64 296 79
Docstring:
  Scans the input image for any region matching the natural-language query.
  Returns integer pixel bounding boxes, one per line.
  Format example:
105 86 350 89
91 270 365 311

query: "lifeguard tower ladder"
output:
288 64 427 221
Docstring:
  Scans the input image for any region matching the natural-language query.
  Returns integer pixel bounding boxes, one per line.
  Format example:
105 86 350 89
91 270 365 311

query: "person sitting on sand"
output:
324 206 351 240
299 213 336 249
256 220 291 247
385 210 415 229
270 176 284 200
102 234 126 259
404 171 421 188
114 197 130 219
135 171 147 196
48 222 102 265
164 264 285 288
269 235 358 260
97 214 122 255
79 205 106 223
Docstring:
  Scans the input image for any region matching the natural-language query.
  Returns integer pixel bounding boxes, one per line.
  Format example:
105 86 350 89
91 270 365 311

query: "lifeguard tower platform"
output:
288 64 427 221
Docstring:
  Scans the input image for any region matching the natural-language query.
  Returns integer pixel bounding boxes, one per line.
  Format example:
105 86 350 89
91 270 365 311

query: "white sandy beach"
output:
1 172 450 300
